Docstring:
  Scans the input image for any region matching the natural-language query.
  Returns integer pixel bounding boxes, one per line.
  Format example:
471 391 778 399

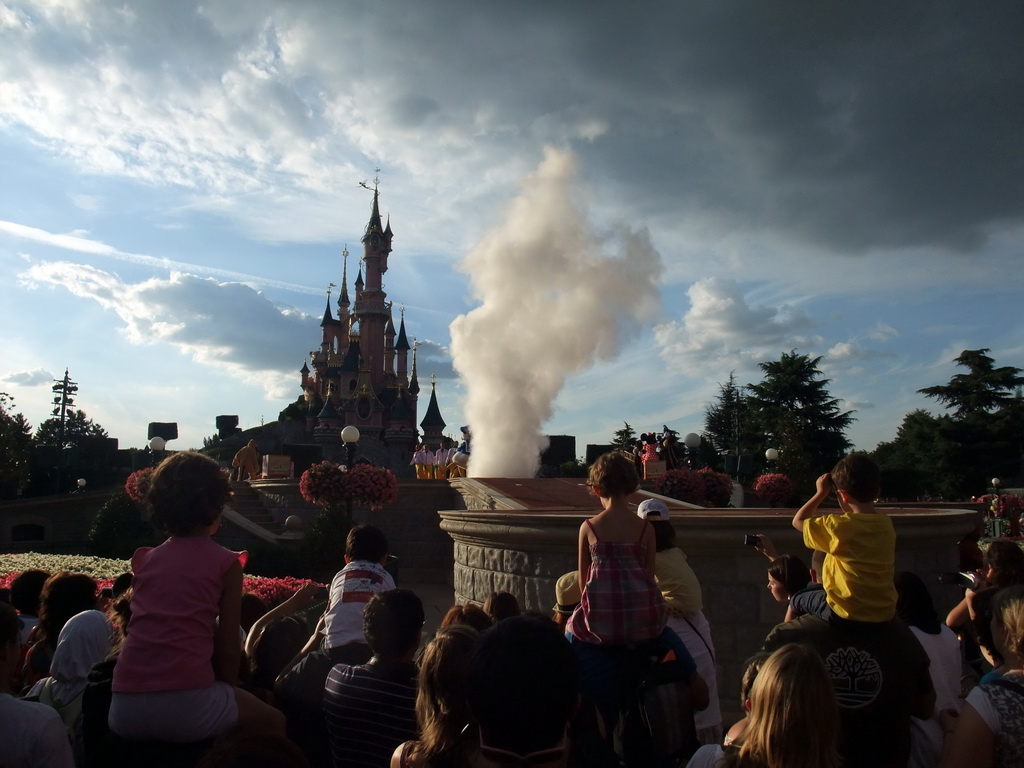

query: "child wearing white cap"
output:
637 497 724 746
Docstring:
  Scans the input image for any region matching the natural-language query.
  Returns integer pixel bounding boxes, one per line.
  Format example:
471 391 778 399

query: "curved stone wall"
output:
439 505 978 724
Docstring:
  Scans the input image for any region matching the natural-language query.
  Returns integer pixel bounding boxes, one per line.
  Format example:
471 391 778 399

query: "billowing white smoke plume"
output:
449 148 663 477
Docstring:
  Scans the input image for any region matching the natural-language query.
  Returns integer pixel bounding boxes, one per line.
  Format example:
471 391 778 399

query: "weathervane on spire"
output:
358 168 382 193
327 282 336 301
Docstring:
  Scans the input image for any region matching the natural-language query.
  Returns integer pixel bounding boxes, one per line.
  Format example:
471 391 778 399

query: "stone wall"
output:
439 506 978 725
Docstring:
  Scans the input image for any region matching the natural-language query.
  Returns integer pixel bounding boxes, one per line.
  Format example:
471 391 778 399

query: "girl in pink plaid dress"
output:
567 452 667 644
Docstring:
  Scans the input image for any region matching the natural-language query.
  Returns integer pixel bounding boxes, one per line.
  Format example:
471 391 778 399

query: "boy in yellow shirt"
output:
792 453 897 622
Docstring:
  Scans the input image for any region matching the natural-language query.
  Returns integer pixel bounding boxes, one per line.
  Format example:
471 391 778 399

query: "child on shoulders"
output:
322 524 395 665
109 452 283 743
567 452 666 645
792 453 897 623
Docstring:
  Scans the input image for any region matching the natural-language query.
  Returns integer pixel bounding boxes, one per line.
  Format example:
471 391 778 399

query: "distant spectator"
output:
551 571 581 629
482 592 521 623
10 569 50 645
240 592 268 635
26 610 115 766
324 589 423 768
391 624 480 768
439 604 492 633
947 539 1024 630
939 584 1024 768
722 652 771 748
0 602 74 768
22 572 99 690
896 571 963 768
687 643 840 768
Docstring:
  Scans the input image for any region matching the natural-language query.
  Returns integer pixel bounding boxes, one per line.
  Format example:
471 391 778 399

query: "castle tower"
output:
288 181 436 475
420 377 447 449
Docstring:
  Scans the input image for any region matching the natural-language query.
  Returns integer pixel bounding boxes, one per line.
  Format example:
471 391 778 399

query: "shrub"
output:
656 469 706 505
88 492 157 559
754 473 796 507
699 468 735 507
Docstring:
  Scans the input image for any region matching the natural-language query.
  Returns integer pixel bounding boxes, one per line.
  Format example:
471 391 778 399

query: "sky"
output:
1 1 1022 459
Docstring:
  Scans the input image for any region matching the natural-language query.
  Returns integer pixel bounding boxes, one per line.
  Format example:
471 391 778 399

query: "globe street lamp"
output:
765 448 779 472
341 426 360 521
148 436 166 467
683 432 701 470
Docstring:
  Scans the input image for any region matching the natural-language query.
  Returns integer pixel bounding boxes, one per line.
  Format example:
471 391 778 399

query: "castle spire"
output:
339 247 350 308
409 340 420 396
420 377 446 431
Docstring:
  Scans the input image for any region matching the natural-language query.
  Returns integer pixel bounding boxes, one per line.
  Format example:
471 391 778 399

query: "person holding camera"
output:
946 539 1024 632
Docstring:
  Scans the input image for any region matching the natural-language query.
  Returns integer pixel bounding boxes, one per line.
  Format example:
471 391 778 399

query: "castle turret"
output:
420 378 446 449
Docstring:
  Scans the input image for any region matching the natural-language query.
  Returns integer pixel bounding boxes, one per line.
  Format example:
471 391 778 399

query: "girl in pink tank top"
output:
109 452 283 742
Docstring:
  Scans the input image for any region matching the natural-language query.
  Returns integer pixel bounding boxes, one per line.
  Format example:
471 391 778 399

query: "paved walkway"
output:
404 581 456 637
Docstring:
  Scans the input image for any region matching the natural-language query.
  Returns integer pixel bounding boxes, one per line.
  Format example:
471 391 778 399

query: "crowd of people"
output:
3 449 1024 768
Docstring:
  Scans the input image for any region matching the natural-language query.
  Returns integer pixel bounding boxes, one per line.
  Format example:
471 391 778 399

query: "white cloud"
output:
825 341 892 363
1 368 54 386
18 261 318 399
654 277 817 371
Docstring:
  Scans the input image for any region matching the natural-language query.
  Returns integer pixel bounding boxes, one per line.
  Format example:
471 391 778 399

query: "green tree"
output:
35 409 108 448
704 373 752 456
611 422 637 449
746 351 854 491
912 349 1024 497
918 349 1024 416
0 393 34 497
872 410 949 499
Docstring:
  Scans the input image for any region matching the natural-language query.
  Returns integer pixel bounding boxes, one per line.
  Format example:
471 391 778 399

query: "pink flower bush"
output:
300 461 398 512
754 473 795 507
125 467 155 503
656 469 707 505
698 468 735 508
300 461 350 510
346 464 398 510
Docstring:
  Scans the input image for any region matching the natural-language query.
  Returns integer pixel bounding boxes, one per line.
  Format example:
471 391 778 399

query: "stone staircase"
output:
229 481 284 535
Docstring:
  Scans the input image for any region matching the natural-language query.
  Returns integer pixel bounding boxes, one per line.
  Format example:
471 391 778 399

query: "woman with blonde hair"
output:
391 624 480 768
940 584 1024 768
687 643 840 768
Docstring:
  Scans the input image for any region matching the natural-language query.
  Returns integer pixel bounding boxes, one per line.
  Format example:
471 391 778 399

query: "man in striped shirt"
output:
323 589 423 768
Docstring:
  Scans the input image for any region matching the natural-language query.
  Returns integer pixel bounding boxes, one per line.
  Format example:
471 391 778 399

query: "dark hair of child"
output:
240 592 268 634
767 555 811 597
107 587 133 649
895 571 941 634
466 614 578 755
985 539 1024 589
482 592 521 623
345 524 389 563
363 589 424 660
439 603 493 633
650 519 678 552
830 453 880 503
36 571 99 649
147 452 232 535
10 569 50 617
110 572 133 599
0 602 19 646
739 651 771 706
969 589 1001 667
250 616 308 691
588 451 640 498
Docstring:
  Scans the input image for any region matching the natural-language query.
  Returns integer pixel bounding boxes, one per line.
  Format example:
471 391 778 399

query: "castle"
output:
288 185 448 473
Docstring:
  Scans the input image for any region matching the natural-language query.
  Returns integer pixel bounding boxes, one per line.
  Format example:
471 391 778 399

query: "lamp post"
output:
765 448 779 472
683 433 701 470
341 426 360 521
75 478 86 494
148 436 166 467
990 477 1004 537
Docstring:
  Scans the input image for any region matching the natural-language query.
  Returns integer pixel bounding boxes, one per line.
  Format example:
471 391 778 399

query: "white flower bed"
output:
0 552 131 579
